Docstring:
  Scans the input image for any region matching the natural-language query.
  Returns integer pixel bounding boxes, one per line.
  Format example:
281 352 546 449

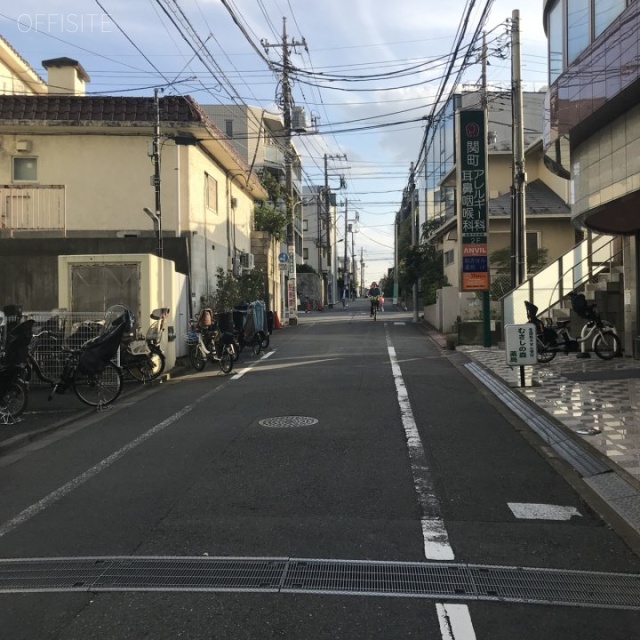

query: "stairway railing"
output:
501 233 620 326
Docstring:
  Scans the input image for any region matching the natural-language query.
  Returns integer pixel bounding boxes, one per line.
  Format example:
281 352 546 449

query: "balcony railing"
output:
0 185 66 233
264 144 285 166
501 233 621 325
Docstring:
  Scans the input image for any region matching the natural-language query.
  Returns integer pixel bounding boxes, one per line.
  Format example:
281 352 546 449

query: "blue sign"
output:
278 252 289 263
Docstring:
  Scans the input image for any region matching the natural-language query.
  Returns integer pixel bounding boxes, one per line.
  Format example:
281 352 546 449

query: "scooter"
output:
119 308 169 382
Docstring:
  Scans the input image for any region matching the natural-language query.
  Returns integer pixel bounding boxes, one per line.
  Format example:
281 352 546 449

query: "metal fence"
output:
1 309 127 386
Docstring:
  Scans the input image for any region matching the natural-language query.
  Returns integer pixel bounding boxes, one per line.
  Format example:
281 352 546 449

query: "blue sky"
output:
1 1 548 281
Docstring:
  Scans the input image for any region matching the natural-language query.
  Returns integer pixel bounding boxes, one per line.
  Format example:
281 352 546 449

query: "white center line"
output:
437 603 477 639
385 327 454 561
231 349 276 379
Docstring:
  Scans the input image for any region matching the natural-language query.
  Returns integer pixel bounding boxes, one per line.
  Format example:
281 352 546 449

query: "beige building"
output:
437 139 575 294
0 58 277 321
0 35 47 95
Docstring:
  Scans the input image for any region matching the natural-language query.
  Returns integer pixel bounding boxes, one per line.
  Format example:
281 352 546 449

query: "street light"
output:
143 207 162 258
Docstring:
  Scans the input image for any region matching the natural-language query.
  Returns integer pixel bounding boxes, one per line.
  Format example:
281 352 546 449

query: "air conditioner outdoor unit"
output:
16 140 32 152
240 253 255 270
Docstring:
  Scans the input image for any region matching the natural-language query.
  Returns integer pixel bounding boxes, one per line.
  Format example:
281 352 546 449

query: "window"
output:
303 248 309 260
444 249 455 266
225 119 233 138
548 0 564 83
303 219 308 232
567 0 590 63
13 157 37 182
206 174 218 213
595 0 626 37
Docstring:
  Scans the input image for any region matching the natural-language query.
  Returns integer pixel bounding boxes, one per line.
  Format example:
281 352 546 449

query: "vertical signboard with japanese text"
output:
458 110 489 292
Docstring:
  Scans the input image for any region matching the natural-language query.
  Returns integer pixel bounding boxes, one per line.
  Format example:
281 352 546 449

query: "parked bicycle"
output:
0 312 34 421
525 292 621 363
119 307 169 382
232 302 269 356
186 316 235 374
29 312 105 384
48 311 131 408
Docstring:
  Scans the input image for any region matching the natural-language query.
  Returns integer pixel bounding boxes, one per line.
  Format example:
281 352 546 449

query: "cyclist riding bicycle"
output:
368 282 382 317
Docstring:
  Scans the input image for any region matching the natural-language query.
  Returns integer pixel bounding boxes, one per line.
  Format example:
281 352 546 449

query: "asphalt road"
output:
1 299 640 639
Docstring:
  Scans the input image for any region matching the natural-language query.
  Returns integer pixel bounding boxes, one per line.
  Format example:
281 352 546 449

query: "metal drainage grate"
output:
258 416 318 428
2 557 640 610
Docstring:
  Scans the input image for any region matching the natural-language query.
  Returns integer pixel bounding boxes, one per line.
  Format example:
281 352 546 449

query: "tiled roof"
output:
489 179 571 216
0 95 205 123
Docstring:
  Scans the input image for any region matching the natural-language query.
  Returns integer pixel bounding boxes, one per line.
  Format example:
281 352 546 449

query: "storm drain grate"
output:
2 557 640 609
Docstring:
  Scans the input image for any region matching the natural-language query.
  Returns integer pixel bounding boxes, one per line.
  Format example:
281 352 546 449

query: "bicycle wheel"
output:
128 352 165 382
259 331 270 350
72 362 123 407
593 331 620 360
373 303 377 321
251 337 261 356
219 349 233 374
0 380 28 418
189 344 207 371
536 337 556 363
31 334 63 383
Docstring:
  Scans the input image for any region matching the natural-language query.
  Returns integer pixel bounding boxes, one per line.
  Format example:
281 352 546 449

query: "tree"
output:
254 170 289 240
395 218 449 306
489 245 549 300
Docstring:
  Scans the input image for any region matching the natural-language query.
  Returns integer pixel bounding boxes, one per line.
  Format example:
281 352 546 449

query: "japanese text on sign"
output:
458 110 489 292
504 324 538 366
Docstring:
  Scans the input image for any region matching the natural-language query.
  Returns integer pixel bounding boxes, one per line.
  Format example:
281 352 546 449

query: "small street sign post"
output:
505 323 538 387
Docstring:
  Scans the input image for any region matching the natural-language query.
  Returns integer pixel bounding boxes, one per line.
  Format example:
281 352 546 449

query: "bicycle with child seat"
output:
48 311 130 408
525 292 621 363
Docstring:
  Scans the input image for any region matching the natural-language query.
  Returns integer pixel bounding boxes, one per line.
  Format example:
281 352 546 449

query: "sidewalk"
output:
422 322 640 543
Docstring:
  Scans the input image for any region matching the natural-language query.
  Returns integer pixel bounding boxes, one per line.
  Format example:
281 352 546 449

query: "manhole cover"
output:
259 416 319 428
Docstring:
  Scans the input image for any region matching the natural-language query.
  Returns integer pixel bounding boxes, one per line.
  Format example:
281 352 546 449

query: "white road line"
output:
231 349 276 380
385 327 454 561
0 383 230 539
508 502 582 520
437 604 477 639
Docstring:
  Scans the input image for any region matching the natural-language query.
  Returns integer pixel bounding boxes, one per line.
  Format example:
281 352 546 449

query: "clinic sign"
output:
504 324 537 366
458 110 489 292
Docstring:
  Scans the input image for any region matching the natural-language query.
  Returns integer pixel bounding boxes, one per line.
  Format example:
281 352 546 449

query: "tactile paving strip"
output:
2 557 640 610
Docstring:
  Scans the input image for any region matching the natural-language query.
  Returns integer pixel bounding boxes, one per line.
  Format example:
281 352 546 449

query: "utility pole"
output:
324 154 331 307
481 33 491 347
323 152 346 307
393 213 399 305
152 88 163 258
360 248 364 298
511 9 527 286
344 198 349 297
410 162 418 323
262 18 306 325
350 220 356 294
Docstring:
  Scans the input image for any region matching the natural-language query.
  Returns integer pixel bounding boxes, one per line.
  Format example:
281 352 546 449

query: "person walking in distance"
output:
367 281 382 317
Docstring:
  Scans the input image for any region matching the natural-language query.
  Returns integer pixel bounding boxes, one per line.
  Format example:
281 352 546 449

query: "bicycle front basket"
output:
185 331 199 346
